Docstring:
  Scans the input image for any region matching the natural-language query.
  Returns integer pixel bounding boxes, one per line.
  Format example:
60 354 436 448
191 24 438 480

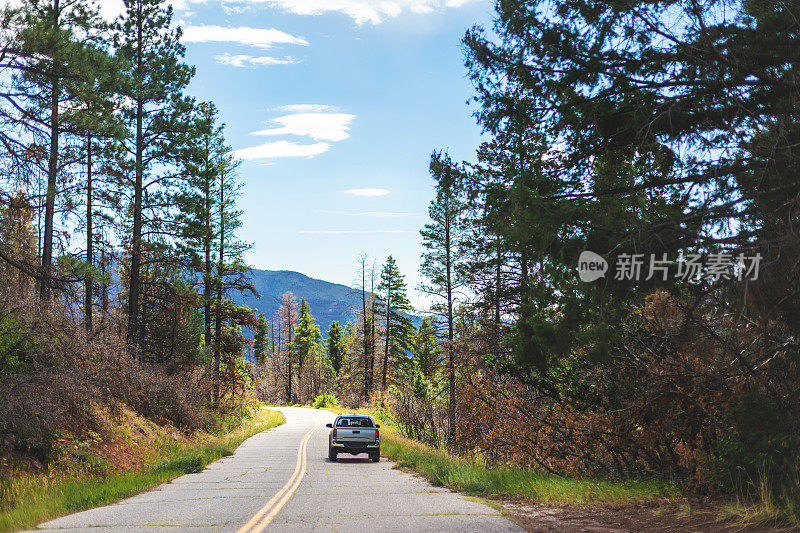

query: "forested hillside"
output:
239 269 360 334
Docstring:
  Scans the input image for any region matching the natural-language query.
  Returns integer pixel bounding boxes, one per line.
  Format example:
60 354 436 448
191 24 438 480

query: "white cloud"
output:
235 106 352 160
182 25 309 48
224 0 485 25
233 141 331 160
65 0 485 26
345 188 390 197
97 0 126 20
215 53 298 67
90 1 204 22
252 113 355 142
278 104 338 113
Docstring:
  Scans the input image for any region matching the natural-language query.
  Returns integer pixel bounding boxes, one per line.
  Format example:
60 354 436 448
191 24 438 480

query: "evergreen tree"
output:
174 102 225 348
10 0 109 300
74 39 127 332
377 255 414 393
420 151 468 441
253 312 268 364
326 320 344 374
113 0 194 353
293 297 321 371
355 254 376 402
412 317 440 381
210 145 251 406
276 292 298 403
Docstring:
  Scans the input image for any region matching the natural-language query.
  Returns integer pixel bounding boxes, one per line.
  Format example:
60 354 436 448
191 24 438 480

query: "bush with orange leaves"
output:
455 289 800 494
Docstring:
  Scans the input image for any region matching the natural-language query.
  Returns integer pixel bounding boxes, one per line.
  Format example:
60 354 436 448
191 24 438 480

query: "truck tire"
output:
329 447 337 462
369 451 380 462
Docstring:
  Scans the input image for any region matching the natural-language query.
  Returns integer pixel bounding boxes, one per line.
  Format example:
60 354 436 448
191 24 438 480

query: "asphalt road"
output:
34 407 522 532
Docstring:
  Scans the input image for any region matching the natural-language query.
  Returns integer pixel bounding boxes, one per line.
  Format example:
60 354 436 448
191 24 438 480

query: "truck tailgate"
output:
336 428 377 442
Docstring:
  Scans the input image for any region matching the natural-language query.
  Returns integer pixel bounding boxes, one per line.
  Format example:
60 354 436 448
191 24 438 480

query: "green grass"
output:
0 408 285 532
718 473 800 528
326 406 679 505
380 431 679 504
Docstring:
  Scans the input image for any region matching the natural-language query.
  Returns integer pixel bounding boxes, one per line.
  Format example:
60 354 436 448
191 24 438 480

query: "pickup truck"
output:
326 414 380 462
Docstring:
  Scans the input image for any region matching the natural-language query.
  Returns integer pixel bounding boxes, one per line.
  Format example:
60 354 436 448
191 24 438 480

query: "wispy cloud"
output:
252 113 355 142
298 229 407 234
225 0 484 25
215 53 299 67
278 104 338 113
233 141 331 160
182 25 309 48
344 188 390 197
236 106 352 160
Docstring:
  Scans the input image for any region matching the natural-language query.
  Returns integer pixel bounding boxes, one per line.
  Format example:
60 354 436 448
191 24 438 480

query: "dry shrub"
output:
386 380 448 447
457 289 800 493
0 295 214 465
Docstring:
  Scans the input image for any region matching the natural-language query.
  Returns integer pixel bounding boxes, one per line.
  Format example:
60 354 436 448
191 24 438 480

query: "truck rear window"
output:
336 417 374 428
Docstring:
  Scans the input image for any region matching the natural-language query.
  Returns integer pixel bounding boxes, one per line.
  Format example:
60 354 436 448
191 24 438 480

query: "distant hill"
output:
236 269 362 334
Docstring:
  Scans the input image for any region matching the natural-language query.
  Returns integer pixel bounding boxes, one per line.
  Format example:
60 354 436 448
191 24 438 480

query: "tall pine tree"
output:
114 0 194 354
420 151 468 441
377 255 414 394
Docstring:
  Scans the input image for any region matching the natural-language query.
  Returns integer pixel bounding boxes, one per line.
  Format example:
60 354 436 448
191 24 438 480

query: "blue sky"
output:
159 0 493 306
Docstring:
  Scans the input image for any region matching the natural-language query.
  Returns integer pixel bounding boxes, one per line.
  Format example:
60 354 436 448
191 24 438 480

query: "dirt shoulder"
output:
499 498 798 533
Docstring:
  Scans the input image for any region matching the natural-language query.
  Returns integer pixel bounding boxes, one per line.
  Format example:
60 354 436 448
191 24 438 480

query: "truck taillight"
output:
333 428 337 439
375 428 379 440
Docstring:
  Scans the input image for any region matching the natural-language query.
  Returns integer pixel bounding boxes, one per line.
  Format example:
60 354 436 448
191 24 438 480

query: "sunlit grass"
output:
380 431 678 504
325 405 678 505
0 408 285 533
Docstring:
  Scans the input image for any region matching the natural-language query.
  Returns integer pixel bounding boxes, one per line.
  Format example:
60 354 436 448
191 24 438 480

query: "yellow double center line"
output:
237 421 320 533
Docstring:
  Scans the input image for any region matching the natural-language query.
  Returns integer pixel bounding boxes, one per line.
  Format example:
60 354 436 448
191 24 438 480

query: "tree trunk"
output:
445 198 456 444
40 77 60 302
213 171 225 408
101 247 109 318
287 307 294 404
369 270 376 394
361 260 369 403
495 237 502 338
84 134 93 331
382 290 391 394
203 137 212 347
127 8 144 357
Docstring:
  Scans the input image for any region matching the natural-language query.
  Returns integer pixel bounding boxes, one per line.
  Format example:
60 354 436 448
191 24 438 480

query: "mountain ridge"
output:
236 268 362 334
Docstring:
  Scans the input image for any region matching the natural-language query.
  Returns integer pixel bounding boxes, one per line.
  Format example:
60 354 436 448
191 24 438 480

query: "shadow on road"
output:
327 457 377 463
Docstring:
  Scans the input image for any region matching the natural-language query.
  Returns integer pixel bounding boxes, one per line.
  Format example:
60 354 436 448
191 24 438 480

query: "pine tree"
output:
210 146 251 406
294 297 321 371
10 0 109 300
277 292 298 403
174 102 225 349
377 255 414 394
355 254 375 402
114 0 194 354
326 320 344 374
413 317 440 381
253 312 268 364
420 151 468 441
74 39 127 332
